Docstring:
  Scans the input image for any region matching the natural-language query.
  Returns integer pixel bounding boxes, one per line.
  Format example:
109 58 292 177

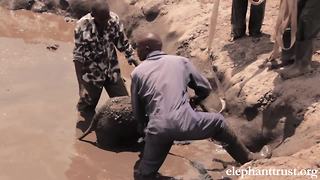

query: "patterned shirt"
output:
73 12 134 87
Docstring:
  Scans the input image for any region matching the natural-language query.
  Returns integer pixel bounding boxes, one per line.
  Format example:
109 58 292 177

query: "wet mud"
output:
0 7 75 180
0 7 228 180
0 7 139 180
2 0 319 179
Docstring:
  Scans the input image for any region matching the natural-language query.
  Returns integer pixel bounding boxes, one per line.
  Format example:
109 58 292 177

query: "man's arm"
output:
185 59 212 102
112 16 135 64
73 21 93 64
131 73 148 135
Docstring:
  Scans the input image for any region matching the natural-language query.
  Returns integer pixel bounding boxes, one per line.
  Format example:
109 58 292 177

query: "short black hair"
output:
91 0 110 15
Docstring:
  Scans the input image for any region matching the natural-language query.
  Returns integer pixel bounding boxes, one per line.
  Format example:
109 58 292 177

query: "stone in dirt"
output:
46 44 59 51
141 2 161 22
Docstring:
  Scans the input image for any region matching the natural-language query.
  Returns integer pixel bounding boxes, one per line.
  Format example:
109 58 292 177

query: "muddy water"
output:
0 8 152 180
0 7 231 180
0 7 75 180
0 7 140 180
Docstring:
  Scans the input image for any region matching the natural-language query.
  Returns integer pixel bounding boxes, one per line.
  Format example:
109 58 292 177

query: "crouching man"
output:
131 33 272 179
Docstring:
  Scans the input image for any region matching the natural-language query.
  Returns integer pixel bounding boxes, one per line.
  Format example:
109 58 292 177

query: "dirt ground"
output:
0 0 319 179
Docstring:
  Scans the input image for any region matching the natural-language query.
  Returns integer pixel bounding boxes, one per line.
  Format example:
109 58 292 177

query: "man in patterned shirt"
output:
73 0 136 123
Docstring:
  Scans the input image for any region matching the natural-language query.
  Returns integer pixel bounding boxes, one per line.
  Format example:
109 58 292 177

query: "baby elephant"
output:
78 96 140 148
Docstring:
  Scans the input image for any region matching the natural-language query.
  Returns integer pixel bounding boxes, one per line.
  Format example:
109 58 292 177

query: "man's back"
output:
132 52 191 117
131 51 212 135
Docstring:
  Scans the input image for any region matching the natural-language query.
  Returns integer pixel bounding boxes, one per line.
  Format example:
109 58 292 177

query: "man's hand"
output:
137 123 145 136
128 57 139 67
112 72 121 84
190 96 203 109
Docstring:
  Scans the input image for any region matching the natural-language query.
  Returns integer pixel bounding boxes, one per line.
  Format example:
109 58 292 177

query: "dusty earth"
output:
0 0 319 179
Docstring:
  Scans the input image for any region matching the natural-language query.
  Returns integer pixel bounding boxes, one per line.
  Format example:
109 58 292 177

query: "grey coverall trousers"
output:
282 0 320 64
139 108 228 176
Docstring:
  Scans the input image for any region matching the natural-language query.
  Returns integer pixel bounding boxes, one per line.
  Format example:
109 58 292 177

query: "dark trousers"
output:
282 0 320 63
231 0 266 37
74 61 129 120
138 112 232 176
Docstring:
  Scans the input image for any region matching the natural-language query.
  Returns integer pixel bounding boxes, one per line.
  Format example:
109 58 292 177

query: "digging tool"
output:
207 0 220 50
204 0 226 113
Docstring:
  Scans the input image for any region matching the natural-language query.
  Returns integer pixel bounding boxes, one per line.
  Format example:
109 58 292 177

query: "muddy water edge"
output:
0 7 141 180
0 5 244 180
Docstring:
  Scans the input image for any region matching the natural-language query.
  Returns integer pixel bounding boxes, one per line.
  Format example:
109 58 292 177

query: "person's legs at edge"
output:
249 0 266 37
267 29 296 70
281 0 320 79
231 0 248 39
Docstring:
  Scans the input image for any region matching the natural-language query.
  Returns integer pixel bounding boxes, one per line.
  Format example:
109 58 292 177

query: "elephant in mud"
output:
77 93 287 153
78 96 141 148
77 94 260 151
77 93 224 149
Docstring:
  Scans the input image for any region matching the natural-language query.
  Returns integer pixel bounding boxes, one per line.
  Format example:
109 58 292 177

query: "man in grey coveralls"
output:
131 33 271 179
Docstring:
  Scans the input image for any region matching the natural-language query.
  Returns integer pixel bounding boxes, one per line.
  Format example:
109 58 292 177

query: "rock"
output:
46 44 59 51
141 2 161 22
67 0 92 19
91 96 139 147
7 0 67 12
31 0 48 13
59 0 69 10
9 0 35 10
128 0 138 6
